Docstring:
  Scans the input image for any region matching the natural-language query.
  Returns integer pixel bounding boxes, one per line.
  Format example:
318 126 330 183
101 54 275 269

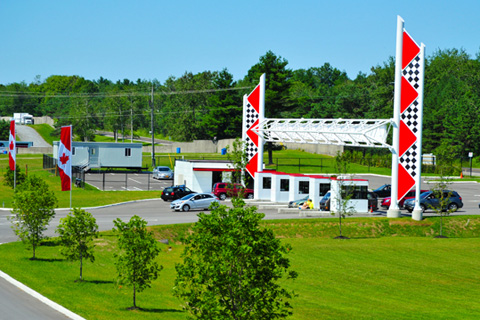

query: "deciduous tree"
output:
9 176 58 259
113 215 162 310
56 208 99 281
174 200 297 319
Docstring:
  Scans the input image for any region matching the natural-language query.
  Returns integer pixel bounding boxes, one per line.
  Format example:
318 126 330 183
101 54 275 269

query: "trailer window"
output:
125 148 131 157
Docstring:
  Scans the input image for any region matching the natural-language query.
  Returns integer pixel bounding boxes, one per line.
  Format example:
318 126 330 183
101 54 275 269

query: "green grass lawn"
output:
31 124 56 145
0 217 479 320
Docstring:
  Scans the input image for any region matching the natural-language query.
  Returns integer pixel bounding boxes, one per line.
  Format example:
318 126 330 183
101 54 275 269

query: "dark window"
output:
342 185 367 199
299 181 309 194
72 147 76 156
280 179 290 192
125 148 131 157
320 183 331 196
263 177 271 189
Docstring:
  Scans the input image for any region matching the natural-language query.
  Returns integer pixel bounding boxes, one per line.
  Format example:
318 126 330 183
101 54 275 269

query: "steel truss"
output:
251 118 394 149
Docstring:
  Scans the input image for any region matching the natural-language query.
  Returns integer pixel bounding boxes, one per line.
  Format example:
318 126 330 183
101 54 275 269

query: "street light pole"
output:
150 85 156 168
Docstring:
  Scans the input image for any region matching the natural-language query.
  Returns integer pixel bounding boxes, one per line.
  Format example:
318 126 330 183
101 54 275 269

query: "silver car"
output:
170 193 220 212
152 166 174 180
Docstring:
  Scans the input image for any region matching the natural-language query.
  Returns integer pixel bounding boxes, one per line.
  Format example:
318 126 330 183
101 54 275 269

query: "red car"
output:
381 189 428 209
212 182 254 200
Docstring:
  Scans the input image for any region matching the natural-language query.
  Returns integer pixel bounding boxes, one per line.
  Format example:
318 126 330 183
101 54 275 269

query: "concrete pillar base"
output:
387 208 401 218
411 209 423 221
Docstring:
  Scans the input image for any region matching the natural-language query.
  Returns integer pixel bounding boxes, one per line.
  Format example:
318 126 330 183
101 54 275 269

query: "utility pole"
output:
130 106 133 143
150 85 156 168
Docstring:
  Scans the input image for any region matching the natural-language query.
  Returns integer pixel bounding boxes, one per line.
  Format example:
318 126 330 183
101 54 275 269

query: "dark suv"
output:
404 190 463 213
212 183 254 200
161 185 196 201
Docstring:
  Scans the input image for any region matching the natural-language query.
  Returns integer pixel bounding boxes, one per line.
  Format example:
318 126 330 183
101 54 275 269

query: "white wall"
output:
192 171 213 193
255 172 272 200
271 174 290 203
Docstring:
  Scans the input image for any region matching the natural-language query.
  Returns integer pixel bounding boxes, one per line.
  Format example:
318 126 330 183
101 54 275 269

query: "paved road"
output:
15 124 51 148
1 173 479 319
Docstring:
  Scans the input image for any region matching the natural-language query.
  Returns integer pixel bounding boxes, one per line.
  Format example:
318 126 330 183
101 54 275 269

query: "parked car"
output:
152 166 174 180
373 184 391 198
212 182 254 200
381 189 428 209
288 195 309 208
404 190 463 213
319 191 331 211
161 185 196 201
170 193 219 212
320 191 378 212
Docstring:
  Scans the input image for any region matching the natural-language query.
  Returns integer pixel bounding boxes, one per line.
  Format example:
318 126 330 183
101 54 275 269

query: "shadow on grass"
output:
130 307 184 314
30 257 64 262
83 279 114 284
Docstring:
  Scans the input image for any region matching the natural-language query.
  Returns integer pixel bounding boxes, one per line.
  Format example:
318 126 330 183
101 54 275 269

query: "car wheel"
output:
182 205 190 212
407 209 413 213
247 193 254 199
219 193 227 200
448 203 458 211
420 204 426 213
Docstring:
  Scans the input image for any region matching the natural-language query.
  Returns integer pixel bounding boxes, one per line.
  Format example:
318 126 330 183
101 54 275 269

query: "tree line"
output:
1 48 479 159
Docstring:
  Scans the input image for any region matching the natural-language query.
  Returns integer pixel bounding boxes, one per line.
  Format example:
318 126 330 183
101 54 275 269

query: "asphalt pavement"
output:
15 124 51 148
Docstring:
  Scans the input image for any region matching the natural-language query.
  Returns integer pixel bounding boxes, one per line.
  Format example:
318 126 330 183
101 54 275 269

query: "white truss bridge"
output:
251 118 394 149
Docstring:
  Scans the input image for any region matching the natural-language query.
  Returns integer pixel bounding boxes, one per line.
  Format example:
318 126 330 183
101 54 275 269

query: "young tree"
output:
56 208 99 281
331 151 355 239
113 215 162 310
3 164 26 188
226 137 249 198
9 175 58 259
428 178 455 238
174 199 298 319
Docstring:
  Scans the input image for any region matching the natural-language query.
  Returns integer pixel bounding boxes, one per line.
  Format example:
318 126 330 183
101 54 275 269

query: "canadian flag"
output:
58 126 72 191
8 120 15 171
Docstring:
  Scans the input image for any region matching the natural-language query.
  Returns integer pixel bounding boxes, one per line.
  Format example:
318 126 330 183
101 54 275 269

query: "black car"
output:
161 185 196 201
373 184 391 198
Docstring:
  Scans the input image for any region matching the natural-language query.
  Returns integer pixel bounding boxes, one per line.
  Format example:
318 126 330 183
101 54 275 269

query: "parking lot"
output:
84 172 173 191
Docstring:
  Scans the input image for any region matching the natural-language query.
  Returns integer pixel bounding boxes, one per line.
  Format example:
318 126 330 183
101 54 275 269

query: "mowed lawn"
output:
0 229 479 320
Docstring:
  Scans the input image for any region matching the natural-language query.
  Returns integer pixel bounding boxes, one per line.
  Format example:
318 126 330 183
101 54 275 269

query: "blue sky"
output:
1 0 479 85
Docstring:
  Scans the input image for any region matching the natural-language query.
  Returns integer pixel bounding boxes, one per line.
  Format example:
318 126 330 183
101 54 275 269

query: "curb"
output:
0 270 86 320
0 198 163 212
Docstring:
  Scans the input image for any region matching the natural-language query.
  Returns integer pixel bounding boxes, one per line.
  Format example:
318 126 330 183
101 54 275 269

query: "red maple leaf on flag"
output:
60 153 69 165
9 141 14 150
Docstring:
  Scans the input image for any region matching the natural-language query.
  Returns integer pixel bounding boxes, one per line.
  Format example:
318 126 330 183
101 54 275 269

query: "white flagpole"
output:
387 15 404 218
412 44 426 221
258 74 265 174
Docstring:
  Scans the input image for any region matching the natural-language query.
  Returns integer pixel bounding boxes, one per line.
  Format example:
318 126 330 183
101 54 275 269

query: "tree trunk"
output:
79 251 83 281
133 282 136 309
267 142 274 165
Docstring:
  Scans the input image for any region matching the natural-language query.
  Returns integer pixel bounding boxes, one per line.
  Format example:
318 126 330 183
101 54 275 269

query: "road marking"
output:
128 178 142 184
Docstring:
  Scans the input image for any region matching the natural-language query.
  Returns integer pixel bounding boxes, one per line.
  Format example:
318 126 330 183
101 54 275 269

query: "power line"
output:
0 86 252 98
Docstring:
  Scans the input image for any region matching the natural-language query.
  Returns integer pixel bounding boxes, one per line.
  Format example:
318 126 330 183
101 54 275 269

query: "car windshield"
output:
321 192 331 201
158 168 170 171
419 191 431 199
180 194 195 200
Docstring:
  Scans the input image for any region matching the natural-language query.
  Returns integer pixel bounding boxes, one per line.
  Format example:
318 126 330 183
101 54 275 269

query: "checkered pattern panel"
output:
402 56 422 90
400 100 421 137
244 102 259 161
399 142 418 178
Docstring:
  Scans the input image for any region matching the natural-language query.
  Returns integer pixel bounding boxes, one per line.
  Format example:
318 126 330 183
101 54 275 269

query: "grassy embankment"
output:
0 216 479 320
